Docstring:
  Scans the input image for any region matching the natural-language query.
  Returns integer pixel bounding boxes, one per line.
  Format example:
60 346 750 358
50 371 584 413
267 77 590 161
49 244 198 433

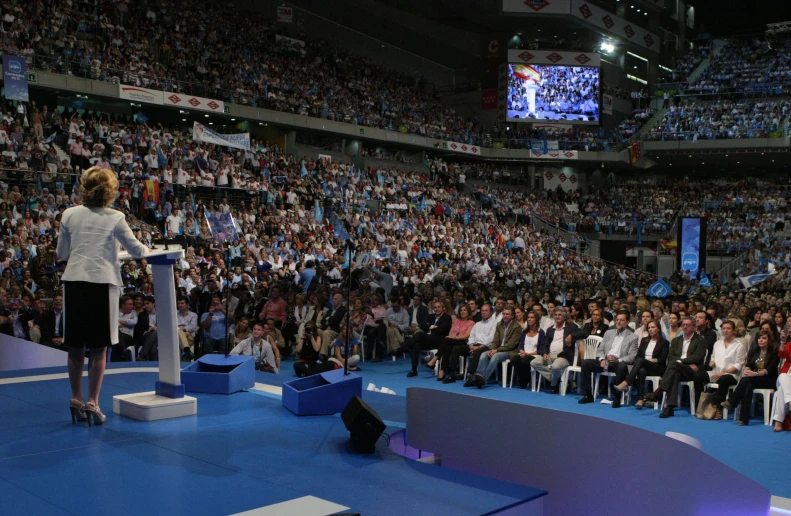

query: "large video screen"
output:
506 64 600 123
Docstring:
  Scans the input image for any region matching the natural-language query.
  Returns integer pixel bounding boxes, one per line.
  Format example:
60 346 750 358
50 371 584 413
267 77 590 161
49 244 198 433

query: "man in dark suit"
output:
530 306 579 393
578 311 639 407
406 294 430 335
40 294 65 347
400 300 452 377
319 293 347 358
644 316 708 418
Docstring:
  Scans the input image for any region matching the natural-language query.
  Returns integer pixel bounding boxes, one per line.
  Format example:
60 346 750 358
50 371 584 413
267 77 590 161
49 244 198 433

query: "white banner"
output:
507 49 601 67
163 92 224 113
119 85 163 105
571 0 659 52
531 150 578 160
540 167 579 190
318 154 332 166
193 122 250 151
444 141 482 156
603 93 614 115
276 34 306 48
502 0 571 14
277 5 293 22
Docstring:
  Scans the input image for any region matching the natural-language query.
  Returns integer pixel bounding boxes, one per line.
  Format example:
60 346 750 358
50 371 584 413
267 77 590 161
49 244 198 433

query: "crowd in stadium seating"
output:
616 108 653 139
685 39 791 95
661 43 712 83
646 99 790 140
3 0 485 146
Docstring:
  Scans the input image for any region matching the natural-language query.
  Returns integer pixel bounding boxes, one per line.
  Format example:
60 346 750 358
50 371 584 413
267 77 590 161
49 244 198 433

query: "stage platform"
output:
0 364 545 516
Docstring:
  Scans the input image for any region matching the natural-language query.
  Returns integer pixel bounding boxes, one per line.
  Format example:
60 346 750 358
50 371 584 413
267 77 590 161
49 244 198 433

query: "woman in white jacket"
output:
56 167 149 426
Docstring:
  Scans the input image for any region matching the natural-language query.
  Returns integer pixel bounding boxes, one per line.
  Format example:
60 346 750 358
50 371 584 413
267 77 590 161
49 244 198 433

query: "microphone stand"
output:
343 238 356 376
224 254 232 358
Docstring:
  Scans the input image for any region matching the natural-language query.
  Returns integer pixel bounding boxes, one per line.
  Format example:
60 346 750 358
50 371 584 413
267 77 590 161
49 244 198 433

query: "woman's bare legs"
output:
86 348 107 406
67 346 86 401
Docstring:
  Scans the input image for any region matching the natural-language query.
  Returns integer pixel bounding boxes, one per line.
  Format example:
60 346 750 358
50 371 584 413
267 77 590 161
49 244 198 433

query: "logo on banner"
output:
461 145 468 151
559 173 567 183
564 151 576 158
544 171 554 181
578 3 593 18
168 94 181 104
644 34 655 47
8 61 21 74
471 146 479 154
569 175 578 184
207 101 220 110
546 52 563 63
602 15 615 29
523 0 550 10
488 40 500 54
682 253 699 272
624 24 635 38
517 51 535 62
450 143 458 150
575 54 591 65
188 98 201 107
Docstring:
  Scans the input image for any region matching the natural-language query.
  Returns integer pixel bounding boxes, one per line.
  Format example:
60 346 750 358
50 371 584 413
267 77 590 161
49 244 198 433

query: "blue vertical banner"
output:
3 55 29 102
679 217 702 279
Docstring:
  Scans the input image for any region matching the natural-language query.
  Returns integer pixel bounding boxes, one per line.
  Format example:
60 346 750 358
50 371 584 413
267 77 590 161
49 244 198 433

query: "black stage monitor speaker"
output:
341 395 386 454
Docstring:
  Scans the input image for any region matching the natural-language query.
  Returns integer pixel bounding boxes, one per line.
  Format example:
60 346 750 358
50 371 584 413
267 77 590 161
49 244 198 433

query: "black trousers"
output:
110 334 136 362
580 359 628 395
694 371 738 406
465 346 490 377
727 375 775 423
659 362 697 407
444 343 472 375
626 358 666 397
401 332 445 371
436 338 467 370
510 354 537 388
363 325 381 358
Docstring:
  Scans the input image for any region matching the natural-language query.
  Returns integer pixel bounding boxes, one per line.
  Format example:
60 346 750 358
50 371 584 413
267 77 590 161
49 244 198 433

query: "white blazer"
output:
56 206 150 286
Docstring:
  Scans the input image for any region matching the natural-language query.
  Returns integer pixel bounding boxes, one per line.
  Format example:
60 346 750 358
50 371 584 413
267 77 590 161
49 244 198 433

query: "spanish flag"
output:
512 64 541 83
659 239 677 251
627 141 642 164
142 179 160 204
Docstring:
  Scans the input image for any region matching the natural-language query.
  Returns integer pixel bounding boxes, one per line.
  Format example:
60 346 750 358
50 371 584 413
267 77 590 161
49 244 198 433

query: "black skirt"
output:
63 280 119 348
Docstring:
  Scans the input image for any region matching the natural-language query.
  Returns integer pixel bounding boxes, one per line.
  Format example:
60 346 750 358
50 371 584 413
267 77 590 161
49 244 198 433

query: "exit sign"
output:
27 71 37 83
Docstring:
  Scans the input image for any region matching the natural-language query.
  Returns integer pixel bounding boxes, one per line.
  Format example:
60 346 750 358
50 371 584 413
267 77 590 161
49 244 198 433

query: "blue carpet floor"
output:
264 357 791 499
0 364 544 516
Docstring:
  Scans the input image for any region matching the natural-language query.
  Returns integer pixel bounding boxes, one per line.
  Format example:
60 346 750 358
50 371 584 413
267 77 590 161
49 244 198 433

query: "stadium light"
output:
602 42 615 53
627 51 648 62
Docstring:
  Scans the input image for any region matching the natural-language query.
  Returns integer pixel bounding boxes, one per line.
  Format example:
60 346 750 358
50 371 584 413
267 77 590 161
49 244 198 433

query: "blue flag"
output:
314 199 323 223
301 163 308 177
699 271 712 287
647 279 672 298
136 111 149 123
739 273 776 288
157 146 167 167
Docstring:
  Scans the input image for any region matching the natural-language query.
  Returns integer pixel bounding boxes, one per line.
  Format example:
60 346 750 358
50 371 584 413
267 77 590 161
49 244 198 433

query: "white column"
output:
151 263 180 387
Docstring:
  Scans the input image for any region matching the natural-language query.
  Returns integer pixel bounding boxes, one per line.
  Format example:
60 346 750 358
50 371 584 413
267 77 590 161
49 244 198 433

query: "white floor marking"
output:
0 367 159 385
229 495 348 516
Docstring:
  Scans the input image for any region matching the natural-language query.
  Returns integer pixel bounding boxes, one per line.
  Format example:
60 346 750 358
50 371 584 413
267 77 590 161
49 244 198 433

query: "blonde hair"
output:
80 166 119 208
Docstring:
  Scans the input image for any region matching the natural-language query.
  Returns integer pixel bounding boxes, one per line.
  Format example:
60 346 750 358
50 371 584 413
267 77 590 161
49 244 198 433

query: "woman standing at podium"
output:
56 167 149 426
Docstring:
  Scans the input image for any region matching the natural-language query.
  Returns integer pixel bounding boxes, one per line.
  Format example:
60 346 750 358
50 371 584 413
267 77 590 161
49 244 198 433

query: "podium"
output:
112 245 198 421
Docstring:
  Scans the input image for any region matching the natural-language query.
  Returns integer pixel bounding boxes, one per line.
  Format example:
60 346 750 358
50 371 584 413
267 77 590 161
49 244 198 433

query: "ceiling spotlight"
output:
644 12 648 15
259 122 263 125
231 118 236 121
208 122 213 125
204 114 209 118
181 118 186 122
637 8 641 11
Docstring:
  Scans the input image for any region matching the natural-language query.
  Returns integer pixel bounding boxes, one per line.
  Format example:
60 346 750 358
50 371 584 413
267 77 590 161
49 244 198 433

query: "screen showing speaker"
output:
506 64 600 123
678 217 706 279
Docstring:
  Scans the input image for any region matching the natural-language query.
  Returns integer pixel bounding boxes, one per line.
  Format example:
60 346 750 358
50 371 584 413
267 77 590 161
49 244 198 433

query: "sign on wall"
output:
163 92 224 113
119 85 164 105
570 0 659 52
603 93 614 115
502 0 571 14
3 55 29 102
277 6 293 22
507 49 601 67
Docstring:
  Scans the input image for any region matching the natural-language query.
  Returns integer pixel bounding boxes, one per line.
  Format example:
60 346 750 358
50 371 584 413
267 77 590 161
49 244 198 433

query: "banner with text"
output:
276 34 306 48
444 141 482 156
193 122 250 151
119 85 164 105
603 93 614 115
571 0 659 52
277 5 293 22
507 49 601 67
164 92 224 113
532 149 578 160
540 167 579 191
502 0 571 14
2 55 29 102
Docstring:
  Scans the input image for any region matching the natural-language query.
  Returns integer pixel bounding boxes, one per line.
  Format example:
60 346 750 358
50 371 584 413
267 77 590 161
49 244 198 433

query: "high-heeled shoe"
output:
69 399 87 424
83 402 106 427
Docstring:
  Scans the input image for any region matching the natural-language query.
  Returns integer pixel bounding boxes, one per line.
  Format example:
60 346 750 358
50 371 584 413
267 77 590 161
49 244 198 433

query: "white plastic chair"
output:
501 359 512 388
734 389 775 425
562 337 602 396
355 316 370 363
660 381 696 414
642 376 662 409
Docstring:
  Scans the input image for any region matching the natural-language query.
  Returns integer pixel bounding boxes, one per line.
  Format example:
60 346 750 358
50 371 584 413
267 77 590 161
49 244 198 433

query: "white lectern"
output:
112 244 198 421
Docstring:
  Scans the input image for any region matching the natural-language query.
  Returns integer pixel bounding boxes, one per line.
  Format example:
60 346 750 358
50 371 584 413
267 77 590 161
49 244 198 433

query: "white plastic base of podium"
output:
113 391 197 421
